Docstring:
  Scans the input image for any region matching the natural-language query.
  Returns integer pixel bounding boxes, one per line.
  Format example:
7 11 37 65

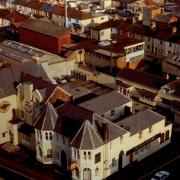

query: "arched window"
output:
160 133 165 144
49 132 52 140
77 150 80 159
84 151 87 160
165 130 170 141
45 132 48 140
83 168 91 180
88 151 91 160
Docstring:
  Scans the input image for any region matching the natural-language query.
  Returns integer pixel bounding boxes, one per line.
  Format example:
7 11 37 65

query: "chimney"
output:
102 122 108 142
23 82 33 101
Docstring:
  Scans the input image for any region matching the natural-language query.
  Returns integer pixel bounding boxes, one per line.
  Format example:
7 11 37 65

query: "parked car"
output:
151 171 170 180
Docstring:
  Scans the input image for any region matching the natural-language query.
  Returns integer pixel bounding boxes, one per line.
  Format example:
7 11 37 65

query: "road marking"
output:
138 155 180 180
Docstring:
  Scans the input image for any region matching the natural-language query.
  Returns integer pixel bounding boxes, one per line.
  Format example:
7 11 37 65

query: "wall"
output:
19 27 62 54
74 63 116 89
0 94 17 144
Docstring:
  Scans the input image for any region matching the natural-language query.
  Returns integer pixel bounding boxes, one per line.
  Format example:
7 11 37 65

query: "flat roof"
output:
79 90 131 115
20 19 71 38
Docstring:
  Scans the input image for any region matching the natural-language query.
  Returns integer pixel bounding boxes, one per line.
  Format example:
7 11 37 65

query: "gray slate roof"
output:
0 64 50 98
34 102 58 130
116 109 165 135
79 90 131 115
70 120 103 150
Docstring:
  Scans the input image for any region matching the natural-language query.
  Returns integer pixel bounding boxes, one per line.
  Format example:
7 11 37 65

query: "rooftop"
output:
116 109 165 135
79 90 131 115
117 68 168 90
20 19 71 38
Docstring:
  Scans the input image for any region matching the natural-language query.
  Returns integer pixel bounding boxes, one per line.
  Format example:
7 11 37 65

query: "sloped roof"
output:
116 109 165 135
71 120 103 150
34 102 58 130
20 19 71 38
117 68 168 90
20 72 56 102
79 90 131 115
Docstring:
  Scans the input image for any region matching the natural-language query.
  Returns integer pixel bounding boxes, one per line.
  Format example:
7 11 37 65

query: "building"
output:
33 101 172 180
64 36 145 71
116 68 168 106
79 90 132 121
159 79 180 113
19 19 71 54
162 56 180 79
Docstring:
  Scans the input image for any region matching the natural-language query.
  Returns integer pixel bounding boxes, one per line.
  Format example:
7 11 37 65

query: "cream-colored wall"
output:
103 101 132 121
74 63 116 89
0 94 17 144
48 60 75 78
123 119 172 167
91 28 111 41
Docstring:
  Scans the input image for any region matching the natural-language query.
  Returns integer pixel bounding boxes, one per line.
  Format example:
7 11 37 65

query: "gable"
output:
48 87 72 104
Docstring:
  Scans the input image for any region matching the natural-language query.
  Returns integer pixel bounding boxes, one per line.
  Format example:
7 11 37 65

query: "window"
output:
160 133 164 144
165 130 170 141
100 31 104 36
160 41 163 45
95 167 99 176
111 109 115 117
95 153 101 164
169 42 172 47
139 131 143 139
149 126 152 133
112 158 116 167
45 132 48 140
145 143 150 150
84 151 87 160
77 151 80 159
101 17 104 20
49 132 52 140
88 151 91 160
47 149 52 158
2 132 6 137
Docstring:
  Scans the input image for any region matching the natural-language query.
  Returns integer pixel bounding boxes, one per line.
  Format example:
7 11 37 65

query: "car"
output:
151 171 170 180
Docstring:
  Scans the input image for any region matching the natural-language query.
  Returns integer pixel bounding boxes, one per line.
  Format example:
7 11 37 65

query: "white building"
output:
33 95 172 180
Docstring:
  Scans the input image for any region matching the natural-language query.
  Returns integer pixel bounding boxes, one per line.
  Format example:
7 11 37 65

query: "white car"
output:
151 171 170 180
